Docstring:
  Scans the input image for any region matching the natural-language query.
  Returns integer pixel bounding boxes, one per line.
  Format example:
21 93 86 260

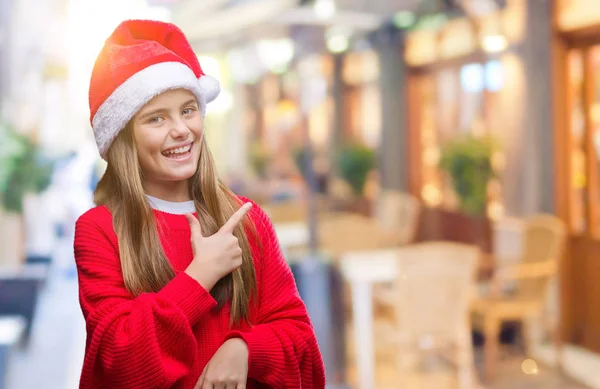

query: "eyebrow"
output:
180 99 198 108
137 108 166 121
137 99 199 121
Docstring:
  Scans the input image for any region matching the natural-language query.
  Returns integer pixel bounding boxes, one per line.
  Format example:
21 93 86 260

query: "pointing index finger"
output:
220 202 253 234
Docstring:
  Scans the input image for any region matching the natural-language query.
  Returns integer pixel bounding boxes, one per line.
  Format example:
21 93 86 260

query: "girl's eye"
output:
182 107 196 115
149 117 164 124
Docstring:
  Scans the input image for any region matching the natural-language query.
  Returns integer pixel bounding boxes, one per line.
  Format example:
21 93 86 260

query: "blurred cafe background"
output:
1 0 600 388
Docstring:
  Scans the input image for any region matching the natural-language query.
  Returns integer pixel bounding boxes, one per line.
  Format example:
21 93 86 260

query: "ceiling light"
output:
314 0 336 20
482 34 508 53
257 38 295 73
325 25 351 54
327 35 349 53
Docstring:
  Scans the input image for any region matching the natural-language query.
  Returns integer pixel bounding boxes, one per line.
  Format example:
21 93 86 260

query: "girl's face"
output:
132 88 203 196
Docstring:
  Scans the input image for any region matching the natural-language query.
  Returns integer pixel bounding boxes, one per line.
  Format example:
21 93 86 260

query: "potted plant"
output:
337 143 376 215
248 141 271 179
293 146 308 181
0 124 55 267
0 124 56 345
433 134 498 252
439 134 497 216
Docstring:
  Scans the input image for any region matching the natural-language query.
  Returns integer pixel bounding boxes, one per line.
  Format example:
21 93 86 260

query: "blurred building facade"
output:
169 0 600 363
553 0 600 358
2 0 600 387
0 0 13 110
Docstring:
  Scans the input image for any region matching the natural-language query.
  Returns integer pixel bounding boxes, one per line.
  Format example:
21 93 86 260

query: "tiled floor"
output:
3 257 594 389
343 323 591 389
485 357 587 389
5 266 85 389
533 344 600 389
344 349 589 389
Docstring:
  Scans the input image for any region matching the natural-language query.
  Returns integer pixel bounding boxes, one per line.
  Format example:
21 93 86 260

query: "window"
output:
566 44 600 237
416 59 505 217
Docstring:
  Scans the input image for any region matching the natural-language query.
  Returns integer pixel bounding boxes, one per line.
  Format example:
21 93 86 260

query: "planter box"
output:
416 207 493 254
0 212 24 268
0 265 47 347
340 197 372 217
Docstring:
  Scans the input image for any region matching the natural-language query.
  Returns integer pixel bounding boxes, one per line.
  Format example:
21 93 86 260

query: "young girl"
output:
74 19 326 389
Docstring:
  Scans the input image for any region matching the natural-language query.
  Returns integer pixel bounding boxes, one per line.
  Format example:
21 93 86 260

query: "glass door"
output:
567 49 588 234
567 44 600 238
412 60 505 217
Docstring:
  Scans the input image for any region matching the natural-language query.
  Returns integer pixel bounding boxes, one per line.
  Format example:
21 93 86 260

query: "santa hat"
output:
88 19 220 160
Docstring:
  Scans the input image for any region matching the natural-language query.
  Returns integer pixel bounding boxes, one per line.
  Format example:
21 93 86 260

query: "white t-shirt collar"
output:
145 194 195 215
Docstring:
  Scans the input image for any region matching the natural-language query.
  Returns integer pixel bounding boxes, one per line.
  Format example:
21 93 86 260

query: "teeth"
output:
164 144 191 155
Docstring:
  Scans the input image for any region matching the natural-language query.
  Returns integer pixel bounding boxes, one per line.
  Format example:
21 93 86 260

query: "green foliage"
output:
293 147 308 180
439 135 497 216
0 124 55 213
338 143 375 196
248 141 270 179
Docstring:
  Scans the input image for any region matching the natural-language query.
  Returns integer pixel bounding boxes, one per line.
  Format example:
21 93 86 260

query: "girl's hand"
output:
184 203 252 291
194 338 249 389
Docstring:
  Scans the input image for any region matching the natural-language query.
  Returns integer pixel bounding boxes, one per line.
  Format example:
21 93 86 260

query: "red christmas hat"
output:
88 19 220 159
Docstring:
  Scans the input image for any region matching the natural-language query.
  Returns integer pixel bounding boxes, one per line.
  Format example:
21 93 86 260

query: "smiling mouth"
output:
161 142 192 160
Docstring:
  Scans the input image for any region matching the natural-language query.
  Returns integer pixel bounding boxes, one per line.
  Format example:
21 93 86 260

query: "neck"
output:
143 180 191 202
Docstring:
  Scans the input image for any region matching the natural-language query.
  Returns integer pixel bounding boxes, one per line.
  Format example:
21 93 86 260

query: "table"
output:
273 213 394 259
340 247 496 389
339 250 398 389
273 222 309 259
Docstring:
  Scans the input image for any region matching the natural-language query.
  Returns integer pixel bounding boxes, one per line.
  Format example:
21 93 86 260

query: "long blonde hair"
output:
94 124 257 325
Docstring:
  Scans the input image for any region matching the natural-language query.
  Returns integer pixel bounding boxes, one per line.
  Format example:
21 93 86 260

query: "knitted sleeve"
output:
74 207 217 389
226 202 326 388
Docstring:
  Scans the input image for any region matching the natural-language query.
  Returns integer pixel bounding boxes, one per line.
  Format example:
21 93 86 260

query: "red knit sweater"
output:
73 198 326 388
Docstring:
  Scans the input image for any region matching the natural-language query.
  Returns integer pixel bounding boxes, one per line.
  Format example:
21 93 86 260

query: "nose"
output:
169 117 189 138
